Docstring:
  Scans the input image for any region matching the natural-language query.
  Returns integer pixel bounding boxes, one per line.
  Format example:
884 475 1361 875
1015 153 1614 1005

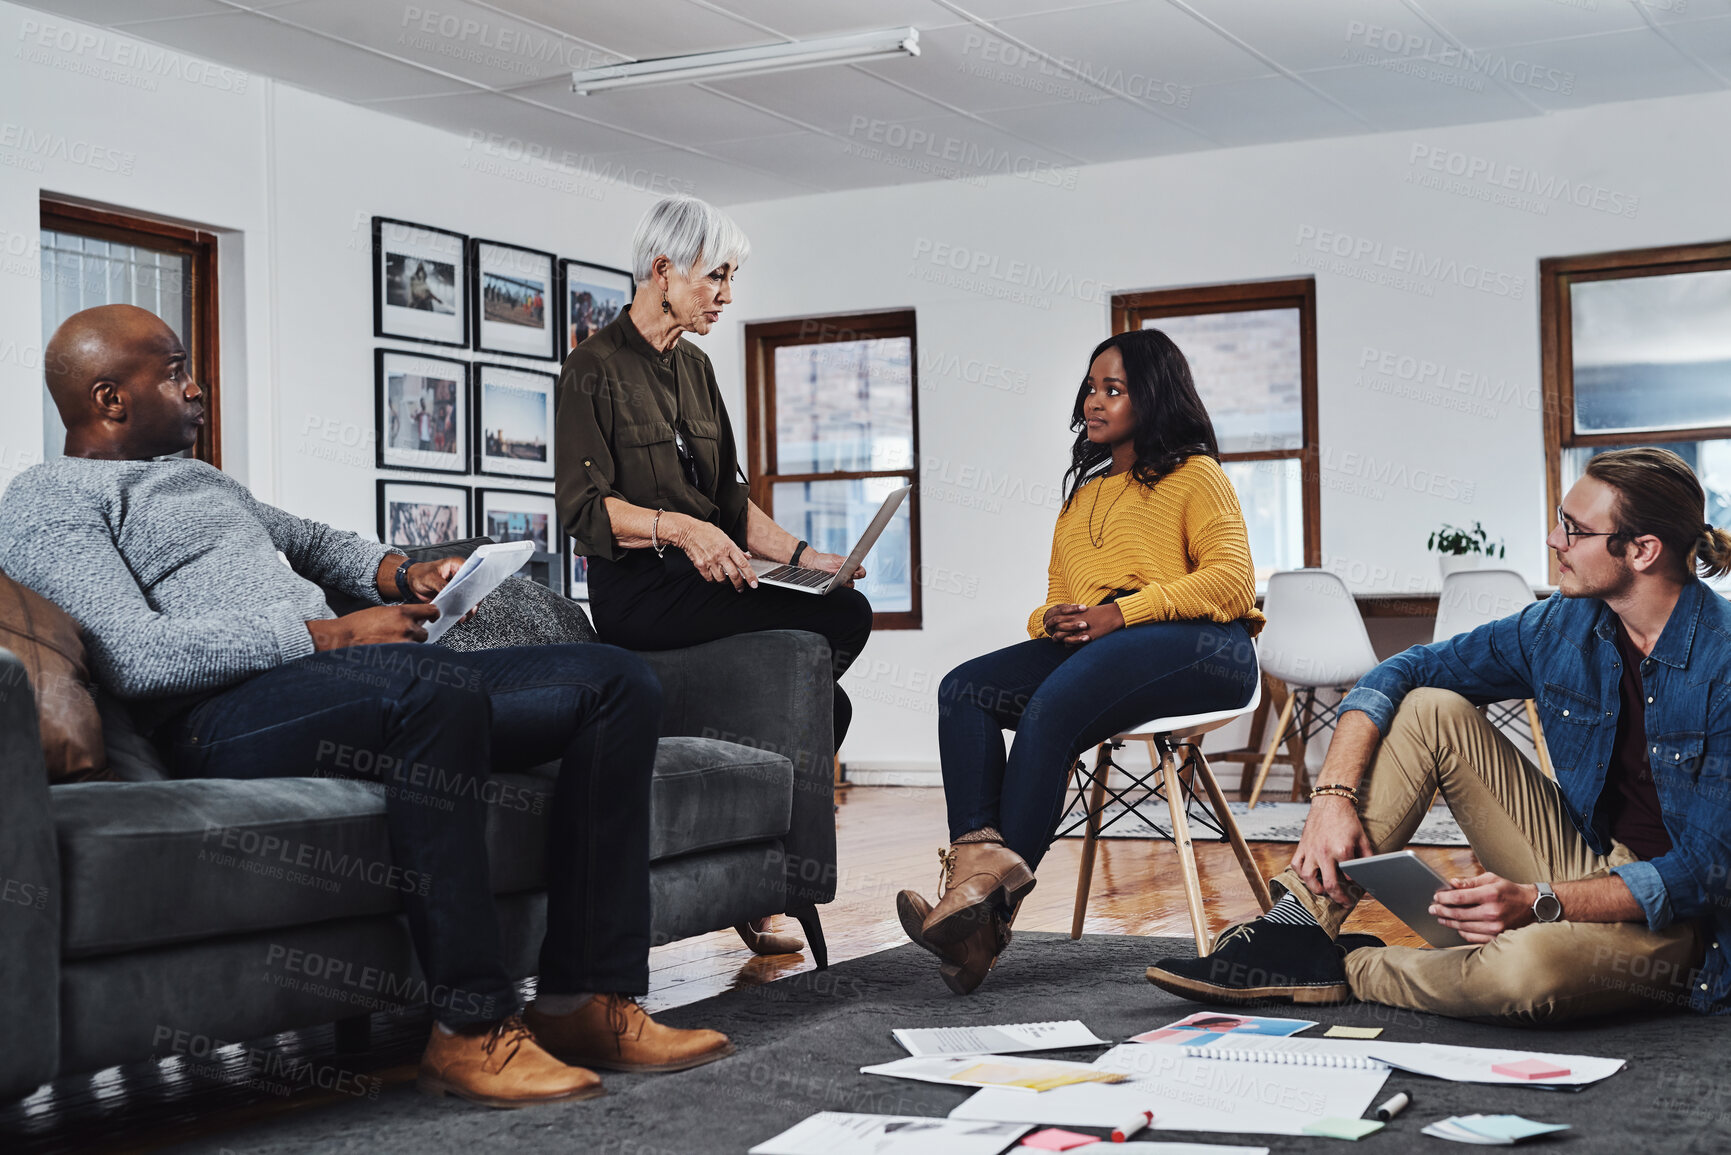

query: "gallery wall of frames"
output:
370 216 634 602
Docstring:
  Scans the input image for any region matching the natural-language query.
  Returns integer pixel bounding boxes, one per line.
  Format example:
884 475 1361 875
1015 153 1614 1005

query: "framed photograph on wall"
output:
475 487 560 592
560 259 634 356
474 362 555 480
377 479 470 548
373 217 468 347
563 538 589 602
472 239 558 360
375 349 469 474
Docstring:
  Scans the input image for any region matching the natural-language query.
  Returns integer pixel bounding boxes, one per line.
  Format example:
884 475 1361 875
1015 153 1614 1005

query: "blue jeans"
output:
938 620 1258 870
167 643 659 1026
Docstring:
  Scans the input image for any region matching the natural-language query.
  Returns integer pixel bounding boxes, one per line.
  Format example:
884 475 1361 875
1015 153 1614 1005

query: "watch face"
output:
1535 893 1564 922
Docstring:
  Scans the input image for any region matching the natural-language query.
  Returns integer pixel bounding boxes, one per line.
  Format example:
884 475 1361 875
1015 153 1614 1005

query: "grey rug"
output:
1060 799 1468 846
173 932 1726 1154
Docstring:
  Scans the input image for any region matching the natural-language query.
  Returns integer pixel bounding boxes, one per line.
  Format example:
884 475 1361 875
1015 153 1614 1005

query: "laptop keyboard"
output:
759 564 831 588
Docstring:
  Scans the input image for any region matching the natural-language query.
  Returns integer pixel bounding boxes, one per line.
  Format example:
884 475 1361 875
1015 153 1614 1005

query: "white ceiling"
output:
22 0 1731 203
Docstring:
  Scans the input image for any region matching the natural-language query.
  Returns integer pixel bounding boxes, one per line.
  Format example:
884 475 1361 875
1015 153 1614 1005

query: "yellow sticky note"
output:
1324 1025 1383 1039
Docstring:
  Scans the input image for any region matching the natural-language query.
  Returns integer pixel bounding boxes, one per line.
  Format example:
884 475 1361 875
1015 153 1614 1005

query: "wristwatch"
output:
393 555 418 603
1532 881 1563 923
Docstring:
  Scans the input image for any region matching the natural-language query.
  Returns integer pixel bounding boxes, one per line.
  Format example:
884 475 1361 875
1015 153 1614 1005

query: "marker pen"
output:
1111 1109 1153 1142
1375 1092 1411 1122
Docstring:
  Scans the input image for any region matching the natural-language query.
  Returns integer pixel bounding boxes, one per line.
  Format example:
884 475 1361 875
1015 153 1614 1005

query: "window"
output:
1540 240 1731 586
1113 279 1319 580
744 310 920 629
39 200 220 465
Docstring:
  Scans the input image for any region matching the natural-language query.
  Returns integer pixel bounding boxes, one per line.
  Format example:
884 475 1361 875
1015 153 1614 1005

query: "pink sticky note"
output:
1492 1058 1571 1080
1021 1128 1101 1151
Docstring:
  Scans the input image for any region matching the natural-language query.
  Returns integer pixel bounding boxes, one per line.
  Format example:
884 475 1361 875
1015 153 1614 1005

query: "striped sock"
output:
1259 892 1321 929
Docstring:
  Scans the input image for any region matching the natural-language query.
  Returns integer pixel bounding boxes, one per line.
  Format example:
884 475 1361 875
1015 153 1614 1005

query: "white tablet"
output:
1339 850 1468 948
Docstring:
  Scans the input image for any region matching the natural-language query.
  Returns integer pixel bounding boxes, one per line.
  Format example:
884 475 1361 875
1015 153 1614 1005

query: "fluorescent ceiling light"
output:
571 27 920 95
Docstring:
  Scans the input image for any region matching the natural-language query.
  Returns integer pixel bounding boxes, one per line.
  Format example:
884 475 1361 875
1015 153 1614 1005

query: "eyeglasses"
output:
1555 506 1625 547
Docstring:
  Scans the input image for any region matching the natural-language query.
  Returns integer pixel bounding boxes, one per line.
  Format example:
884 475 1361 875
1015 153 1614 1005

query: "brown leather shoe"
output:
417 1016 604 1109
899 889 1010 995
735 917 805 956
524 995 735 1074
922 841 1036 947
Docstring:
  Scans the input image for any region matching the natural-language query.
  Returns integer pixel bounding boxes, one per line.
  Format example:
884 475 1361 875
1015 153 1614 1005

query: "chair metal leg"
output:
1524 698 1555 780
787 903 829 971
1247 691 1296 810
1193 747 1273 914
1071 743 1112 939
1158 742 1212 956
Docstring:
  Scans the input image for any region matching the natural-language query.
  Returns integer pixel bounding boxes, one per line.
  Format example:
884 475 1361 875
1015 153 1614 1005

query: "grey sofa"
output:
0 580 838 1104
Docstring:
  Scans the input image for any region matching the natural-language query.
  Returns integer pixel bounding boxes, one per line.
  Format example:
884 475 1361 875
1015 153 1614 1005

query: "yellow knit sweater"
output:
1026 455 1266 639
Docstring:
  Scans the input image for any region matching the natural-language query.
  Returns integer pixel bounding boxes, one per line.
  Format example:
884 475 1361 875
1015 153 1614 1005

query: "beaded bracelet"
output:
1309 784 1360 805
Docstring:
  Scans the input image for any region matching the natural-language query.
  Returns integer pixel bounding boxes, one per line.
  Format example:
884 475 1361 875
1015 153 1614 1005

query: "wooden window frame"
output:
744 309 922 630
40 199 222 467
1112 278 1321 568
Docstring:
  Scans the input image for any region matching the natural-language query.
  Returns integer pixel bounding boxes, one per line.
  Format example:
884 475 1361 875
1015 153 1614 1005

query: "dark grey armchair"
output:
0 611 837 1104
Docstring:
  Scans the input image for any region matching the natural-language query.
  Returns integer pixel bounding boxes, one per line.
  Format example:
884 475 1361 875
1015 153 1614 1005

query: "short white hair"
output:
631 195 750 285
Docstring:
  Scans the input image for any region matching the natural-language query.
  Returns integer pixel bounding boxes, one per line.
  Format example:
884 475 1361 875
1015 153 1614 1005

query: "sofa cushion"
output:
0 565 108 783
53 737 792 959
439 575 599 649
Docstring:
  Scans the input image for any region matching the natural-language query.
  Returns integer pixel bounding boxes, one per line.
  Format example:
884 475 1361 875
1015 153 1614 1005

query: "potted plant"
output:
1428 521 1506 578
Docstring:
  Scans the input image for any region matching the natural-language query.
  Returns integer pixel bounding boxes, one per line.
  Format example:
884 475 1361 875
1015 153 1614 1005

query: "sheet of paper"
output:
1324 1026 1383 1039
422 540 535 643
1421 1115 1572 1145
1131 1012 1315 1046
1366 1042 1624 1086
1107 1146 1269 1155
749 1112 1029 1155
863 1055 1126 1092
893 1021 1111 1058
1162 1035 1389 1068
948 1045 1388 1135
1302 1118 1384 1140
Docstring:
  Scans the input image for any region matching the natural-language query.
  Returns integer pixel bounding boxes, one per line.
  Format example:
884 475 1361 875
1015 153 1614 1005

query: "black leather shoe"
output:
1145 920 1354 1005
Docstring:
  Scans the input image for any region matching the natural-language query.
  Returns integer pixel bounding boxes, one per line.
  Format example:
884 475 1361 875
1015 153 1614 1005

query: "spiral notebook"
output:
1172 1036 1389 1069
892 1020 1110 1058
1168 1036 1624 1086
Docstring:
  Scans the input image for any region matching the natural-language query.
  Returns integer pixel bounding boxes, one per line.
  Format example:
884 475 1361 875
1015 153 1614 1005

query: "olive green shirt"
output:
555 311 750 561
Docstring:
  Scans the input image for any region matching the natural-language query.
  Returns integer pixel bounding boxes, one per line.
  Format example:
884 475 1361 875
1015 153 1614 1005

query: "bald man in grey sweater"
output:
0 306 731 1108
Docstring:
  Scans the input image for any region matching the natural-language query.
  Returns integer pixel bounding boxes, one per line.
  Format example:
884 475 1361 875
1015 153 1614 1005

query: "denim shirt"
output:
1341 579 1731 1014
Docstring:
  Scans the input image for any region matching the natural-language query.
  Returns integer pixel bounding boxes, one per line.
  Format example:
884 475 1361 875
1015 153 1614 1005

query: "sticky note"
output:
1324 1025 1383 1039
1302 1118 1385 1141
1020 1128 1100 1151
1492 1058 1571 1080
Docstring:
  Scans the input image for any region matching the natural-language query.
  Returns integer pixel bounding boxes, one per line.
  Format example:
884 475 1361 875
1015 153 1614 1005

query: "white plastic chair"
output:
1434 568 1552 778
1066 657 1273 956
1247 569 1381 809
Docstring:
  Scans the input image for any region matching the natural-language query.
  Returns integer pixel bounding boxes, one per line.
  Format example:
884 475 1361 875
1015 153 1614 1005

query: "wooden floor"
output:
7 786 1481 1152
643 784 1481 1010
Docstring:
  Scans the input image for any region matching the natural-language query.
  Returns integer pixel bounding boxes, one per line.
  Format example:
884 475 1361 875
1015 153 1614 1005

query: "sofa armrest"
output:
0 649 62 1101
638 630 836 906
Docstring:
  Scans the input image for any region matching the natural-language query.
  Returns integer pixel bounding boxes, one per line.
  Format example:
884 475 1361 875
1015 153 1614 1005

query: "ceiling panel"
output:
854 22 1108 113
1662 15 1731 71
1647 0 1731 20
491 0 769 59
707 65 951 135
42 0 289 24
390 89 663 157
1171 74 1366 146
992 1 1277 87
694 0 950 39
713 128 949 193
1299 59 1541 130
1401 0 1648 48
549 82 808 145
1198 0 1467 74
1490 28 1722 110
980 96 1210 163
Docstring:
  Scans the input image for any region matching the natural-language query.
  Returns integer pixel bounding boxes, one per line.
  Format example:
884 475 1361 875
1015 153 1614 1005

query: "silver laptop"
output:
756 485 912 595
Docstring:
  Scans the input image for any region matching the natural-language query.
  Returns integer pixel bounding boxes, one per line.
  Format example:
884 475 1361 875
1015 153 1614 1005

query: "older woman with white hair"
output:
556 195 874 960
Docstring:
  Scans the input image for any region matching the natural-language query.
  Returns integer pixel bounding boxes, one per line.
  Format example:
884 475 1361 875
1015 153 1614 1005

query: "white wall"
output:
712 89 1729 771
0 0 656 542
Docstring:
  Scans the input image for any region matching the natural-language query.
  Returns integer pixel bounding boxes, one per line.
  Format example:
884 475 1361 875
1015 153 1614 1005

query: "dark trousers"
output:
589 547 873 744
166 642 660 1026
938 620 1257 870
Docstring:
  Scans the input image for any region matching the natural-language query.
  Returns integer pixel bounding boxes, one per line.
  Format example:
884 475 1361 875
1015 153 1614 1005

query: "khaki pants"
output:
1268 688 1703 1025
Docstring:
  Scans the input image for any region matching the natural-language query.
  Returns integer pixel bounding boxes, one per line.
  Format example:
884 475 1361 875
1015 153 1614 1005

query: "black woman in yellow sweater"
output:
898 328 1267 993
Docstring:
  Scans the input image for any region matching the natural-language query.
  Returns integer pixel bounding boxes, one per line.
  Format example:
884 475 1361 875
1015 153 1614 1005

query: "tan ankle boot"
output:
900 888 1013 995
921 839 1036 948
735 916 805 956
418 1016 604 1109
524 994 734 1074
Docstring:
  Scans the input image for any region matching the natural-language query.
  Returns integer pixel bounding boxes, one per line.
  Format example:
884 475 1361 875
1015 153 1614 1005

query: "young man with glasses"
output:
1147 447 1731 1024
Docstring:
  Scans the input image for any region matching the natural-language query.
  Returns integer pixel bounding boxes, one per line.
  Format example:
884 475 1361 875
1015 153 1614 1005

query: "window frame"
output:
40 199 222 466
1539 239 1731 583
1112 277 1320 569
744 308 922 630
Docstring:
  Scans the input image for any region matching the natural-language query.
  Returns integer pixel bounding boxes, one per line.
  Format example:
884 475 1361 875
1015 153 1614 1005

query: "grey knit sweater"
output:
0 457 391 702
